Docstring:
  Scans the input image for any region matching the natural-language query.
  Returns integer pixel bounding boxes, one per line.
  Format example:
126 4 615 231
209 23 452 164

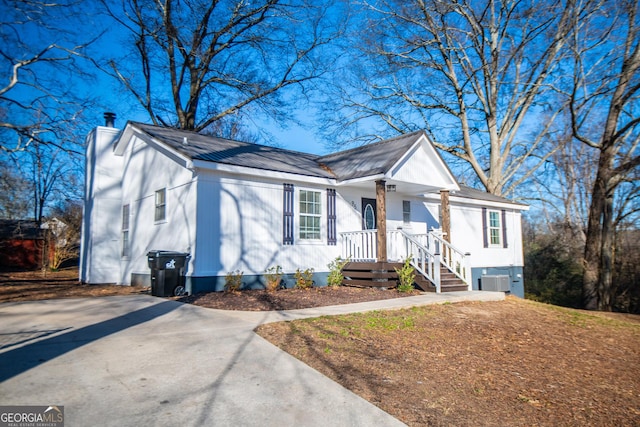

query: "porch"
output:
339 229 471 293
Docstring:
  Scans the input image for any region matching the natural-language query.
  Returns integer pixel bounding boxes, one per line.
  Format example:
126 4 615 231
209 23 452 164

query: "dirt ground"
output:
2 269 639 426
0 269 147 302
257 298 640 426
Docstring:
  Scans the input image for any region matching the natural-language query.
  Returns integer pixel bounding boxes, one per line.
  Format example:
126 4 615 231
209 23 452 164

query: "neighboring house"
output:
0 219 53 270
80 118 528 296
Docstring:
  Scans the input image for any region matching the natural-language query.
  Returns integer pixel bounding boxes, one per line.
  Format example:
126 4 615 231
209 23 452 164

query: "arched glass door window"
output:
362 198 376 230
364 204 375 229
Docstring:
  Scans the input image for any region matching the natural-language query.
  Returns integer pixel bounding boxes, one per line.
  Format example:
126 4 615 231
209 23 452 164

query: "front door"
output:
361 198 377 230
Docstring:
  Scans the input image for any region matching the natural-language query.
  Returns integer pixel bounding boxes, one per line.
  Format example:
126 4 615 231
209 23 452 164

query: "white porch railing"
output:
429 232 472 290
340 230 378 262
388 230 441 292
339 229 472 292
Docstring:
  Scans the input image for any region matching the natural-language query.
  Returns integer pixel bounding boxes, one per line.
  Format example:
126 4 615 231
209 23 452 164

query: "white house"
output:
80 116 528 297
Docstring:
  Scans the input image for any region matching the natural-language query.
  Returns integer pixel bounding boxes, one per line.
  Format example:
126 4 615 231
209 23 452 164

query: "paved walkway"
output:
0 291 504 426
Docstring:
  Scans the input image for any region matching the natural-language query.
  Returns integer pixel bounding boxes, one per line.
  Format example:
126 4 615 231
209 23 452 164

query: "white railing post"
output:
434 250 442 293
464 252 472 291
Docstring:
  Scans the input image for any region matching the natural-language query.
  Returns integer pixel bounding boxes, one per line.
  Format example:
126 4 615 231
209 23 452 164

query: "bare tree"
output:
101 0 344 133
48 200 83 270
26 142 71 225
527 134 596 241
0 0 96 153
0 133 81 225
569 0 640 310
0 157 31 219
323 0 586 196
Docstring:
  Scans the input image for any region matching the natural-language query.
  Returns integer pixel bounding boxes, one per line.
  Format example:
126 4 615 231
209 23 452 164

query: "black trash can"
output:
147 250 190 297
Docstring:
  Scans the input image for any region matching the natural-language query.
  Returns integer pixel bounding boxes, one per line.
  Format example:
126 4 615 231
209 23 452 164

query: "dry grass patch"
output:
256 297 640 426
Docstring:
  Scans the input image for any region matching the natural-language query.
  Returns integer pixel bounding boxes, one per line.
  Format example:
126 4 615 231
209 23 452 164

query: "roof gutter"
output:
422 192 529 211
191 159 337 186
335 173 387 186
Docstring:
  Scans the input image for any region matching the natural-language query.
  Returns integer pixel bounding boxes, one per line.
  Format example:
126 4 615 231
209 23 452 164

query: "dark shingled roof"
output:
132 123 425 181
127 123 524 207
317 131 424 181
454 185 527 206
132 123 334 178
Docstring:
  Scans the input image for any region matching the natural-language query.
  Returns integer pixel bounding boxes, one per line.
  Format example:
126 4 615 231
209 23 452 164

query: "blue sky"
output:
70 2 335 156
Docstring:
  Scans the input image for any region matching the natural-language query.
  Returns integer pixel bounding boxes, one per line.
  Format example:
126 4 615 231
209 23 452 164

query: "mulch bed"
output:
177 286 421 311
0 268 421 309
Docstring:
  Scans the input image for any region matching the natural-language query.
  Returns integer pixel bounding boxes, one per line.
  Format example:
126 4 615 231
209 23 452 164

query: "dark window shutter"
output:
327 189 337 245
502 209 508 248
482 207 488 248
283 184 294 245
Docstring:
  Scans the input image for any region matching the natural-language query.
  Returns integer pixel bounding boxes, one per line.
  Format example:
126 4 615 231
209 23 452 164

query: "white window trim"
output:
298 188 323 243
122 204 130 258
487 209 502 247
155 188 167 223
402 200 411 226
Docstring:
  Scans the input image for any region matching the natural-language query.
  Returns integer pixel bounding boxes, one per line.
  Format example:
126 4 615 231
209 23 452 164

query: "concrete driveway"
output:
0 292 504 426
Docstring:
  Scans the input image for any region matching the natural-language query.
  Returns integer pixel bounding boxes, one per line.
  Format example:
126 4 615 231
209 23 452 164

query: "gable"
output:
387 135 459 192
318 131 422 181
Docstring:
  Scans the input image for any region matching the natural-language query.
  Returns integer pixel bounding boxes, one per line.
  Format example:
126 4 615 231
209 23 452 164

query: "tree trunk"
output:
583 146 615 311
598 187 615 311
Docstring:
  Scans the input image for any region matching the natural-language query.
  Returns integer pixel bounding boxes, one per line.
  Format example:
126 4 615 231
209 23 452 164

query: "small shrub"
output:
225 270 243 292
294 268 315 289
264 265 283 292
395 257 415 293
327 256 350 287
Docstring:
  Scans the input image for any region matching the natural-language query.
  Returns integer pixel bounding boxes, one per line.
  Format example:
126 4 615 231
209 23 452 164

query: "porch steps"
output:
341 262 403 289
438 267 468 292
341 262 467 292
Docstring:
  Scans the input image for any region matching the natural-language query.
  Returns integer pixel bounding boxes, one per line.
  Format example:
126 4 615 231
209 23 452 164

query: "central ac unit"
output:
481 275 510 292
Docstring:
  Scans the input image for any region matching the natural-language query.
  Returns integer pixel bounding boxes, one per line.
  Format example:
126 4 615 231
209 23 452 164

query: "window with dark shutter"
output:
299 190 321 240
488 211 502 245
283 184 294 245
483 207 504 248
327 189 336 245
